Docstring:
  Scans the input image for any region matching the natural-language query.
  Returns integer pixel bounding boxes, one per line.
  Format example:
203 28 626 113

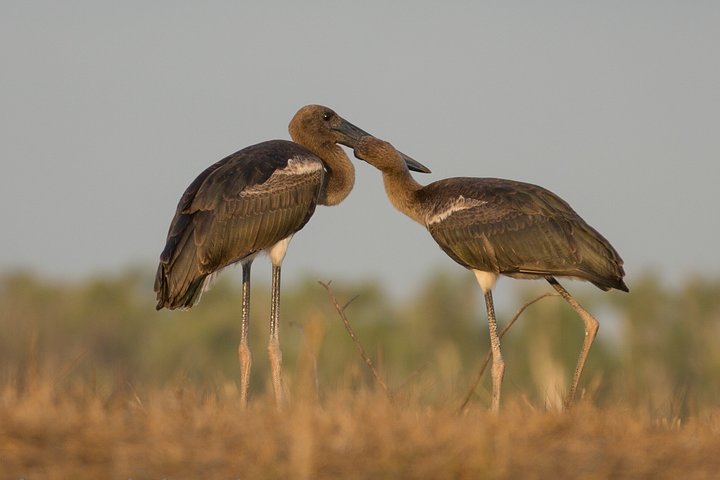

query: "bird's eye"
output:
322 112 332 121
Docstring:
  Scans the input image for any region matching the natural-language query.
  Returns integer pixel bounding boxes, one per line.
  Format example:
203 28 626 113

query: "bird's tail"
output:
154 263 208 310
154 215 209 310
574 222 628 292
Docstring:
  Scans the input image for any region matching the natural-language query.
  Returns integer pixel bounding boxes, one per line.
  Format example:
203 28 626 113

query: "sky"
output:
1 2 719 302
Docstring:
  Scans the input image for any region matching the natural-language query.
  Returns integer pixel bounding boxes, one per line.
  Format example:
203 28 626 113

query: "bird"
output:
154 105 431 407
352 136 628 412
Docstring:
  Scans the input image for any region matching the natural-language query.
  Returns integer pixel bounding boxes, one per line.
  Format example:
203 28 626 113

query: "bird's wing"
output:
155 141 324 308
424 179 625 289
189 154 325 271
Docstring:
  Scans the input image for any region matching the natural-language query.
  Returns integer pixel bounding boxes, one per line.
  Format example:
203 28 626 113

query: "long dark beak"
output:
334 118 432 174
400 152 432 174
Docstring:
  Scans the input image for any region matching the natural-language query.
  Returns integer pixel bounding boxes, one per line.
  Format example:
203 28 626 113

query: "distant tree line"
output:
1 268 718 417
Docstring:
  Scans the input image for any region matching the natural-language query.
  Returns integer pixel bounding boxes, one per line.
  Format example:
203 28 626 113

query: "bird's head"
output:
289 105 431 173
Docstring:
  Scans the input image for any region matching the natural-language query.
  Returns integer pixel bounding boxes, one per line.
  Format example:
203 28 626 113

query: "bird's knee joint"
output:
585 320 599 338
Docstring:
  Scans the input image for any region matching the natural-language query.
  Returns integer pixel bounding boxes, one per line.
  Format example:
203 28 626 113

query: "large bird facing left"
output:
352 136 626 413
154 105 431 408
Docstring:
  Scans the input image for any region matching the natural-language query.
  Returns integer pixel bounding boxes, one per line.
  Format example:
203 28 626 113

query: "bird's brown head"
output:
289 104 369 150
354 136 431 174
289 105 431 173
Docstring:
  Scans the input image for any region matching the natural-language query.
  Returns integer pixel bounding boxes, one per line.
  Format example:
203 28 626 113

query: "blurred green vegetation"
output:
1 268 719 416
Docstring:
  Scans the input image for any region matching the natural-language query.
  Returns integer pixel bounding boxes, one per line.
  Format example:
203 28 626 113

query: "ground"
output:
2 381 719 479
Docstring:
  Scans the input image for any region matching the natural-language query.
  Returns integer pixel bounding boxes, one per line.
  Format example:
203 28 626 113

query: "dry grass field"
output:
2 271 720 478
2 376 720 479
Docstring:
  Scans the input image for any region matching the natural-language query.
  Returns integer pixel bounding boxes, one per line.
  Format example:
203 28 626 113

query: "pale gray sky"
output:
2 2 718 300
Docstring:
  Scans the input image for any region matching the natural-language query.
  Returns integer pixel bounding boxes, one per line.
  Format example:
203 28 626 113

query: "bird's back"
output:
155 140 325 309
421 177 628 291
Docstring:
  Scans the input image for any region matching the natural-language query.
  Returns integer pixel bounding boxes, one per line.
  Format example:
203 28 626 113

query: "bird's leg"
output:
268 264 284 408
484 290 504 413
546 277 599 409
238 261 253 407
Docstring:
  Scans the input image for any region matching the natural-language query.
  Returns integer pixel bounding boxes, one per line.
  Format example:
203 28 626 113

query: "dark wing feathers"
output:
155 140 324 310
194 177 322 269
424 178 628 292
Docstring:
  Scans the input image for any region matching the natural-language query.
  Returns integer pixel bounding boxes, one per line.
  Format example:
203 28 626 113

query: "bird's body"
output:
353 136 627 411
155 140 325 310
155 105 430 407
408 177 626 292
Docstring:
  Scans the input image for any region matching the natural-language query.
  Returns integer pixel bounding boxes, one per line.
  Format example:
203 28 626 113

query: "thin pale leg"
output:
267 237 292 408
238 260 253 407
484 290 505 413
268 264 284 408
546 276 599 408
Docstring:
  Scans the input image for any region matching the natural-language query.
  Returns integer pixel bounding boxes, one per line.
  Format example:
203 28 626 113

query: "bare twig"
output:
459 292 560 412
318 281 392 401
128 381 147 413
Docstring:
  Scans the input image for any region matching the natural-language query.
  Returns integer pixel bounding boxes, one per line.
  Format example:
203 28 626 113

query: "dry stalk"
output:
296 312 325 405
459 292 560 412
318 281 392 402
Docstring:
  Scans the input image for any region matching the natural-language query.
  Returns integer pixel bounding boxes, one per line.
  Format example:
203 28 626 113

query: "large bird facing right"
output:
353 136 628 412
154 105 430 408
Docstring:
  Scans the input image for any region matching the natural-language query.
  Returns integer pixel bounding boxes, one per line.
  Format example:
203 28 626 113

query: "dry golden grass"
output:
2 375 720 480
3 273 720 478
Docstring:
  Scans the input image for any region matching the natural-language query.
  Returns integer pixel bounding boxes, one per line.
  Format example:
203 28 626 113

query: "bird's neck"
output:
317 145 356 206
381 168 425 224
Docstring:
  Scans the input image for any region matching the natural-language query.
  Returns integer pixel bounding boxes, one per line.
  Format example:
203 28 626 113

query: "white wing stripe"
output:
426 196 487 226
241 158 323 197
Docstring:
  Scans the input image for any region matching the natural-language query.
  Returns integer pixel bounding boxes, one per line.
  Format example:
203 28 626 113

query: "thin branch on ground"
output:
459 292 560 412
319 281 393 402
